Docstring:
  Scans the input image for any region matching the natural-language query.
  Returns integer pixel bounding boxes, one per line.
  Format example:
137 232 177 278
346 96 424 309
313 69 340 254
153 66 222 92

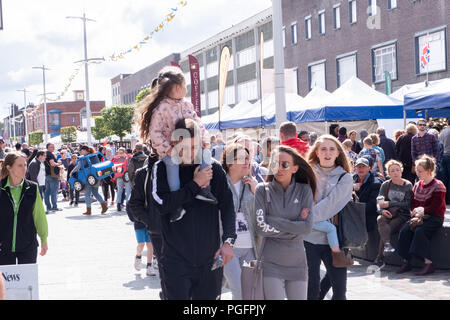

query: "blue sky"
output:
0 0 271 119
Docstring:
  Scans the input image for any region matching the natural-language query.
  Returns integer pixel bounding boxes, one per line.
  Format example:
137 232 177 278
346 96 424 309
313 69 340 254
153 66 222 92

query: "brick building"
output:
28 90 105 138
111 53 180 106
282 0 450 96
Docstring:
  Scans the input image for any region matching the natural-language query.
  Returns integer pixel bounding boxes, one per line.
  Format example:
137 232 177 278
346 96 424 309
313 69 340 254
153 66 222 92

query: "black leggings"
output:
69 185 80 203
397 215 444 262
102 180 115 202
304 241 347 300
150 234 167 300
0 249 38 265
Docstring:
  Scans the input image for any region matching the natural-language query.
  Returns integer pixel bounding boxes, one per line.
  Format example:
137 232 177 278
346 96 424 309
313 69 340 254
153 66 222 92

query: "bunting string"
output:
44 1 188 103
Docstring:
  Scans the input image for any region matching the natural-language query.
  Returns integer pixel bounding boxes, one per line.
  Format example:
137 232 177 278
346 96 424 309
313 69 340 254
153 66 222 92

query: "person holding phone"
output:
221 143 258 300
152 118 236 300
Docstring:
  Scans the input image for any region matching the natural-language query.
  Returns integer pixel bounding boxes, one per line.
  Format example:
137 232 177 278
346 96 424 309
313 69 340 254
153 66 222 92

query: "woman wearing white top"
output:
221 143 257 300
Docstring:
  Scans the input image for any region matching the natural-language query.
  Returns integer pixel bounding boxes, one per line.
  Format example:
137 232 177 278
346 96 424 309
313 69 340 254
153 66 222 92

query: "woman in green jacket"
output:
0 152 48 265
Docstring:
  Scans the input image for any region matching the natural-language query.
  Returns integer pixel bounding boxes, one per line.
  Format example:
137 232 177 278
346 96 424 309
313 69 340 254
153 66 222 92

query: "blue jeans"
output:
84 185 104 208
313 221 339 249
116 177 131 204
162 148 212 192
38 185 45 200
441 155 450 202
44 176 59 210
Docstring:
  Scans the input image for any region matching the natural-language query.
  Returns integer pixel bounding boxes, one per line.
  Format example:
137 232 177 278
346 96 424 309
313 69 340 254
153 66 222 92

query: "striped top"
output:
411 178 446 218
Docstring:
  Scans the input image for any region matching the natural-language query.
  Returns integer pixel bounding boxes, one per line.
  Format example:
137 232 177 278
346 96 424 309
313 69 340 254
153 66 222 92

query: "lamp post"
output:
67 13 97 146
32 65 51 144
272 0 287 131
16 88 31 143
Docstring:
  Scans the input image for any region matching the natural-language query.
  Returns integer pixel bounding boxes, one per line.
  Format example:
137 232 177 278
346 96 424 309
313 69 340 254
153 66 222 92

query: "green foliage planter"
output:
29 131 44 146
60 126 77 143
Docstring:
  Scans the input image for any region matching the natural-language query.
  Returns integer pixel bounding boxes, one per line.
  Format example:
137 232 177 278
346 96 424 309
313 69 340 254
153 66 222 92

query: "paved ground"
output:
37 197 450 300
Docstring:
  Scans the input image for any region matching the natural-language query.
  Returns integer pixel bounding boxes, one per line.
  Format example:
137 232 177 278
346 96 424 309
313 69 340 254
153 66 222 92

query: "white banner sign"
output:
1 264 39 300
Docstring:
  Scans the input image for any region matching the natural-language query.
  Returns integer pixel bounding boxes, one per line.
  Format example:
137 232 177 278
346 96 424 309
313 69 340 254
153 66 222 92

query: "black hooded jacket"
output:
152 160 236 267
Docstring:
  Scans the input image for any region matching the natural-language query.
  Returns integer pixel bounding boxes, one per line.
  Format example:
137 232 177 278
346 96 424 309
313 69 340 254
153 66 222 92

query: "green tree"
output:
102 105 134 141
92 116 112 141
60 126 77 143
136 88 150 103
29 131 44 146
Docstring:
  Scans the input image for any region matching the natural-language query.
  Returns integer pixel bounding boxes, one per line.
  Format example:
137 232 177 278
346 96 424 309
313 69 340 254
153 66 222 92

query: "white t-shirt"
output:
37 162 46 186
233 181 253 249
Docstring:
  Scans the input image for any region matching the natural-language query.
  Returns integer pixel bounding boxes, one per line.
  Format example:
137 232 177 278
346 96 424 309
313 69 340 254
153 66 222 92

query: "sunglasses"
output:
270 160 291 171
418 124 426 127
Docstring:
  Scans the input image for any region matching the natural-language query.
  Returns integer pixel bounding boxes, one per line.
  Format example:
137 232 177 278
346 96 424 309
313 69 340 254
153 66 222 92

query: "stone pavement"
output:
37 196 450 300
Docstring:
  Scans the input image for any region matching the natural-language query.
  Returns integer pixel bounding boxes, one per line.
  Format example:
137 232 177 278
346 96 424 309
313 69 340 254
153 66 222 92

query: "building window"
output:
349 0 357 24
291 22 298 45
184 71 191 86
415 29 447 74
372 43 397 83
318 11 326 35
388 0 397 9
207 60 218 78
201 94 206 109
333 5 341 30
308 62 326 91
237 47 256 68
224 86 236 105
238 80 258 101
282 27 286 48
263 40 274 58
305 16 312 39
368 0 377 16
72 116 76 124
208 90 218 109
337 54 357 87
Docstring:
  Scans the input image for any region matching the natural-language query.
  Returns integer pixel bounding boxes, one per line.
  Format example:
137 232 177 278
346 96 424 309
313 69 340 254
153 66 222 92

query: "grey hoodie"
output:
253 178 314 281
304 165 353 246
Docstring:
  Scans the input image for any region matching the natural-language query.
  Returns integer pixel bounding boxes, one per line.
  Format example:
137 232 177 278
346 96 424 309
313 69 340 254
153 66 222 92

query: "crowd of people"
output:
0 64 449 301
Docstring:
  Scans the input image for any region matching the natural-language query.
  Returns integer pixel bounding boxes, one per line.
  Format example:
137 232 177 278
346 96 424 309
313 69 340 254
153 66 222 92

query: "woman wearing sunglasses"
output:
253 145 317 300
305 135 353 300
221 143 257 300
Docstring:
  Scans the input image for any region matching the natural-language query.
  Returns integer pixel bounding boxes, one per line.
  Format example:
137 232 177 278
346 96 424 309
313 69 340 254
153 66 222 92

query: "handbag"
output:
334 173 368 249
241 184 269 300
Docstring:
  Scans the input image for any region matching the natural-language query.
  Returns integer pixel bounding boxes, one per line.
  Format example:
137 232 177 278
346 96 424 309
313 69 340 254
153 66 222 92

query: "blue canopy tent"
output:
290 77 407 123
404 79 450 118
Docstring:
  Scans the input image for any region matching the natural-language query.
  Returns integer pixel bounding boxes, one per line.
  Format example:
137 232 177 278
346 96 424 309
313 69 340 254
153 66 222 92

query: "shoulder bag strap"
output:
385 180 391 201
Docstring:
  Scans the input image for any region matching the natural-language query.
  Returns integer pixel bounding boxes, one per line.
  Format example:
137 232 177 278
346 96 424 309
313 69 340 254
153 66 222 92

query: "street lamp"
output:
67 13 97 146
16 88 31 143
32 65 51 144
272 0 287 131
7 102 16 144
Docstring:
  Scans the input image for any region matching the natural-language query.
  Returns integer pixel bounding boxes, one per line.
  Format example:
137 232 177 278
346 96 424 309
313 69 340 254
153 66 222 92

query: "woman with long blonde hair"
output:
304 135 353 300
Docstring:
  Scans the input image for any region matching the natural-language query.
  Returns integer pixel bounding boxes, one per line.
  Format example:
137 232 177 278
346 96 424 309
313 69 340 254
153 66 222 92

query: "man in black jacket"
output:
128 152 167 299
377 127 396 164
353 158 383 233
152 118 236 300
128 143 147 187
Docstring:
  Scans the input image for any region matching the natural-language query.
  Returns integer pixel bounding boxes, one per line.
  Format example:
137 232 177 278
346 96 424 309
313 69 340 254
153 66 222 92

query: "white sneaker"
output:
146 264 156 276
134 257 142 271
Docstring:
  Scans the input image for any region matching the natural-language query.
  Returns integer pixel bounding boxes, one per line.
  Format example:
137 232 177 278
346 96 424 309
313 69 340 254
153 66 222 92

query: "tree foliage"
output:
29 131 44 146
102 105 134 141
60 126 77 143
136 88 150 103
92 116 112 141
